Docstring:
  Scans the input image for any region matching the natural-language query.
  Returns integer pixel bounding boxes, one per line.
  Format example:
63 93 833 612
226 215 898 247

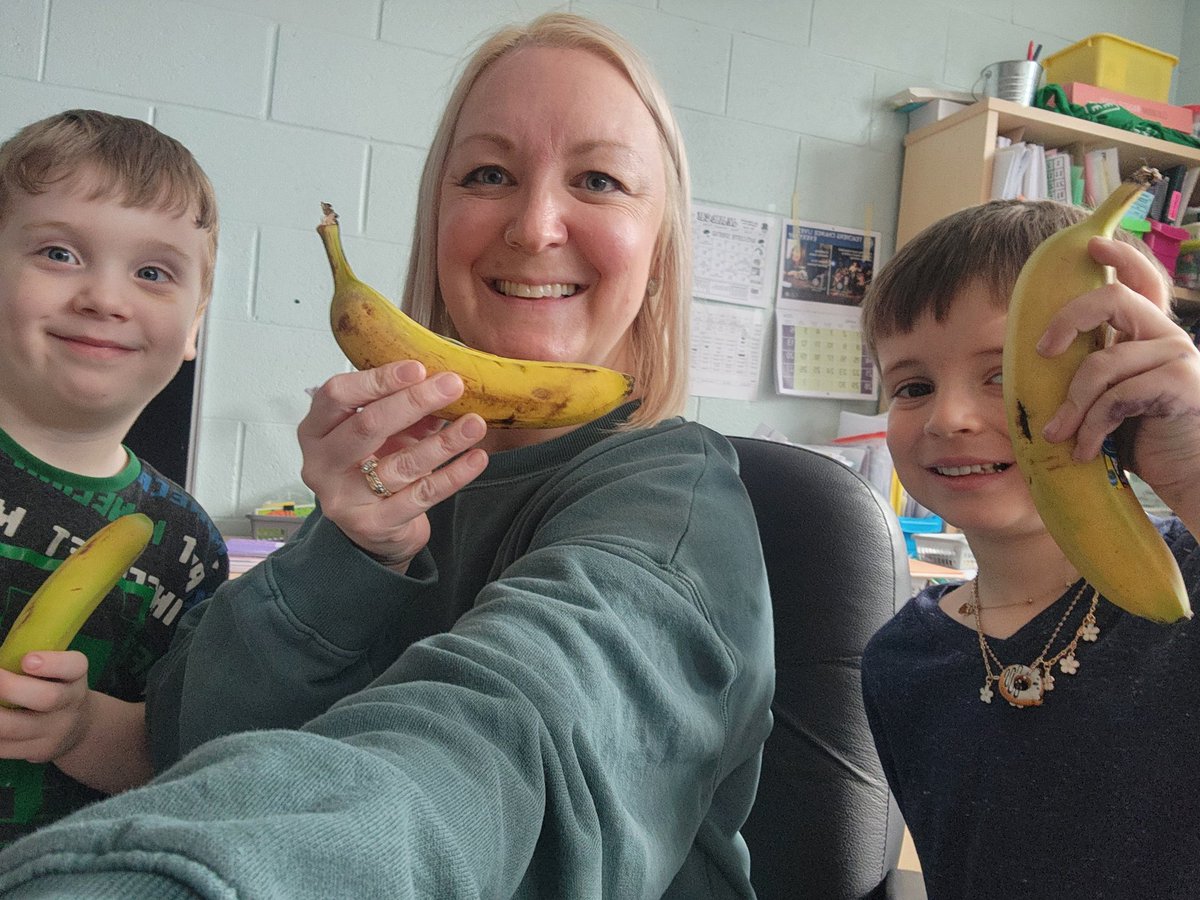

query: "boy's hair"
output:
861 199 1168 358
0 109 219 299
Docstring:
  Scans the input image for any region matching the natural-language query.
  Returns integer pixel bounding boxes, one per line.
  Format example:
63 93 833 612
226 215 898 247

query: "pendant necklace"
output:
973 578 1100 708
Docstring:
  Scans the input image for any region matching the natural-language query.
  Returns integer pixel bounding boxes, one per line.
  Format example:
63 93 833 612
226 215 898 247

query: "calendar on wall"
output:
774 218 879 401
691 202 778 308
775 303 877 401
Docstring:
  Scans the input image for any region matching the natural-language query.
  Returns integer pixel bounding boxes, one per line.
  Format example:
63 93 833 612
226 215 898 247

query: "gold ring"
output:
359 457 393 498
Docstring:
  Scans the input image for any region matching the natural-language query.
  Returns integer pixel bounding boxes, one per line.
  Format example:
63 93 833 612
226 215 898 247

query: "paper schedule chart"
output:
775 304 876 401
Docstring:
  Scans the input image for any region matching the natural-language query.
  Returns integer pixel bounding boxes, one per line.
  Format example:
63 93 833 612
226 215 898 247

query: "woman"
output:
0 14 774 899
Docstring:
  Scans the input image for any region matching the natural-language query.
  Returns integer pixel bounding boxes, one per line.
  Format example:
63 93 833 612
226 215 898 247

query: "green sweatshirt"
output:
0 409 774 898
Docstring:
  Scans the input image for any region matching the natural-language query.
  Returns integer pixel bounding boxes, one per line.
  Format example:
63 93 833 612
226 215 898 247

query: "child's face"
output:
0 167 209 431
876 286 1042 539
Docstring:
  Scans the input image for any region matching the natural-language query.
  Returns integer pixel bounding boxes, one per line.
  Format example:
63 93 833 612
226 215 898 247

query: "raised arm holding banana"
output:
860 193 1200 898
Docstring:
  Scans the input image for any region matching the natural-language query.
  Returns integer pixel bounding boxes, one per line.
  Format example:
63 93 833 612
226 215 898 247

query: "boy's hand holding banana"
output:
0 513 152 762
1004 167 1198 623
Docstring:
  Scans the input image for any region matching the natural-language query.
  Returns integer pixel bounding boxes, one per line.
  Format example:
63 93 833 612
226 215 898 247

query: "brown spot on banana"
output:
1016 400 1032 442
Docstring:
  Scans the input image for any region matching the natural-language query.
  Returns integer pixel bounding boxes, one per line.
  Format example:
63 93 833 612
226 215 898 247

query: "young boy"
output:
859 199 1200 897
0 109 228 842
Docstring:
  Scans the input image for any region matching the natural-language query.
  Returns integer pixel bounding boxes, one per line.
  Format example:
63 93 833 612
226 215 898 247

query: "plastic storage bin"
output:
899 515 942 557
1144 221 1190 277
913 532 977 571
1041 33 1178 103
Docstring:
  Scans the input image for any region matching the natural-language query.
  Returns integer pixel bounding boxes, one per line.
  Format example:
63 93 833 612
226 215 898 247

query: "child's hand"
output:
1039 236 1200 517
298 360 489 571
0 651 93 764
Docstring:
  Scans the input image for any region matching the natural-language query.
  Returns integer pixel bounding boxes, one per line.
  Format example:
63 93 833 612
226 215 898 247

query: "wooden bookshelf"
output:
897 97 1200 310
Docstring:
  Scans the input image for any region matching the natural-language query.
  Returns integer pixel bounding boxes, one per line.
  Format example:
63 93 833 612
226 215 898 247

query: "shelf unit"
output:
896 97 1200 313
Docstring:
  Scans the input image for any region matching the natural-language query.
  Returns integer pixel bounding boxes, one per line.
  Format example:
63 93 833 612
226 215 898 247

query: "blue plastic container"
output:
898 515 943 557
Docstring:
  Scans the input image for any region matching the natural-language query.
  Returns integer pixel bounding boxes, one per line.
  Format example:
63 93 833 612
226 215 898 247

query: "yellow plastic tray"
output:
1042 33 1177 103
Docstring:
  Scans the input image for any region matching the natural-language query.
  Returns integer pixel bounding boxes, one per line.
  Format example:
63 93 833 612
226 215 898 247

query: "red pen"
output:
1026 40 1034 60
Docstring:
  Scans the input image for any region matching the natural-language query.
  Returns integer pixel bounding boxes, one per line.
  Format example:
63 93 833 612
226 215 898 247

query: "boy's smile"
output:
877 288 1041 537
0 167 209 440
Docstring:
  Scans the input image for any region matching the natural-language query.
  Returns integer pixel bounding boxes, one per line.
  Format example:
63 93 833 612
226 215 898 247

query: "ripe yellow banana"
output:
1003 166 1191 624
317 203 635 428
0 513 154 677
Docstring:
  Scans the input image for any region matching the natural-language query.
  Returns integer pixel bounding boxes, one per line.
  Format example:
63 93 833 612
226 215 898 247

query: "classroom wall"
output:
1 0 1195 534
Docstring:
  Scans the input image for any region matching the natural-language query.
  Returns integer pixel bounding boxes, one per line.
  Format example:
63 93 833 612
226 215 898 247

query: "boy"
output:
0 109 228 842
859 199 1200 897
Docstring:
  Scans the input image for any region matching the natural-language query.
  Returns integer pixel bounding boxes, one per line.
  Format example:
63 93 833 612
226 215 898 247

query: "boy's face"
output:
876 286 1043 539
0 167 209 432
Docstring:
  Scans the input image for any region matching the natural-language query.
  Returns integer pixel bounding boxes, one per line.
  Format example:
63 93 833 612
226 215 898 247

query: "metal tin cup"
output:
978 60 1043 106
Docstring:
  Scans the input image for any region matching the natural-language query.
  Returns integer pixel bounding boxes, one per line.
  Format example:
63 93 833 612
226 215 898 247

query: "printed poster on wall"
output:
777 219 878 308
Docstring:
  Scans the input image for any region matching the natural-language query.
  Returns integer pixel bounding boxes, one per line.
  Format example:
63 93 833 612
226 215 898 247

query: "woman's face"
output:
436 46 667 372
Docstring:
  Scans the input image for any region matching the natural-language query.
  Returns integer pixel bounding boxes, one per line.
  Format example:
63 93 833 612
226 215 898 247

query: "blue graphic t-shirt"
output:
0 426 227 842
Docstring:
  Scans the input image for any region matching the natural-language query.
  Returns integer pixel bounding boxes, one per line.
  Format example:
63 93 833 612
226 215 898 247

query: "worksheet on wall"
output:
689 299 766 400
775 303 877 401
691 202 778 308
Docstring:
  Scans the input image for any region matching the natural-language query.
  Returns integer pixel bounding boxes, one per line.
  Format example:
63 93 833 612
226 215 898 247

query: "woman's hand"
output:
0 651 92 764
1039 236 1200 519
298 360 489 571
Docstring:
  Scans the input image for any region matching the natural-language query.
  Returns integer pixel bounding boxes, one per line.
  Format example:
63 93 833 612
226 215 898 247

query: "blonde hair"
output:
403 13 692 428
0 109 219 299
861 199 1168 359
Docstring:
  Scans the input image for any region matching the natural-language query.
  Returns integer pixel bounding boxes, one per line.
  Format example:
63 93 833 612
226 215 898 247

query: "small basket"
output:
246 514 306 542
913 532 977 571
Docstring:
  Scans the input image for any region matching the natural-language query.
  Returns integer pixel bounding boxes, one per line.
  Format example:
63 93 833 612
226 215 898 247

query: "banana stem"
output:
317 202 354 284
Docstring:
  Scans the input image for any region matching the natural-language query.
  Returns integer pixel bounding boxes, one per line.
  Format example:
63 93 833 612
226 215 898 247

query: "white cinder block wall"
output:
2 0 1196 534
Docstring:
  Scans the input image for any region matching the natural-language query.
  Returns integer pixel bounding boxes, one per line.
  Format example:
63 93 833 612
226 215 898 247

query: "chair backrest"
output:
728 436 912 900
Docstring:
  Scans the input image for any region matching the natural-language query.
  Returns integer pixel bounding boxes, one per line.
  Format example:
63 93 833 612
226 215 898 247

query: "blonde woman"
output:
0 14 773 899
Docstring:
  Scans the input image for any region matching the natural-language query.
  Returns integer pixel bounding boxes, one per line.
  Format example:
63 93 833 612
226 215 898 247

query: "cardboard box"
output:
1042 33 1177 102
1063 82 1192 132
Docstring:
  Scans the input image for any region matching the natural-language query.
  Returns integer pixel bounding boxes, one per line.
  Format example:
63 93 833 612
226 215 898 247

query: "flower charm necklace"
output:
973 578 1099 707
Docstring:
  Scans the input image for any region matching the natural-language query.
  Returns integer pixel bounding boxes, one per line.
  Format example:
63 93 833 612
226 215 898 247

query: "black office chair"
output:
728 436 926 900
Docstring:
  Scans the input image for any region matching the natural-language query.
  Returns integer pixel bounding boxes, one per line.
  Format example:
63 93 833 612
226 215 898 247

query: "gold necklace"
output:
958 576 1074 616
958 595 1034 616
973 578 1100 708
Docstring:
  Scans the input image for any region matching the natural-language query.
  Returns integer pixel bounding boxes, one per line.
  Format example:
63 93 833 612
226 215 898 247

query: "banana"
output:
317 203 635 428
0 513 154 678
1003 166 1191 624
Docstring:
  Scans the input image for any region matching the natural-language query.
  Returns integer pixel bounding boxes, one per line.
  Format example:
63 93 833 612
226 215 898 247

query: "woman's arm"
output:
2 428 774 898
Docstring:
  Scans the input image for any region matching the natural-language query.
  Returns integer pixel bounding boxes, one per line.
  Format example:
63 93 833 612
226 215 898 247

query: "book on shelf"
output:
1044 149 1072 204
1160 164 1187 224
1083 147 1121 208
1148 177 1172 221
1171 167 1200 227
991 142 1031 200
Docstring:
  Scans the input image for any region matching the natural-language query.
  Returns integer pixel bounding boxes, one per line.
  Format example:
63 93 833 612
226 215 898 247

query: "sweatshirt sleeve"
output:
146 510 438 770
8 427 773 899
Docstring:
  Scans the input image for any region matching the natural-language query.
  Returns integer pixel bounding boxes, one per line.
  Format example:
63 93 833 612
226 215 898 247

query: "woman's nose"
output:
504 185 567 253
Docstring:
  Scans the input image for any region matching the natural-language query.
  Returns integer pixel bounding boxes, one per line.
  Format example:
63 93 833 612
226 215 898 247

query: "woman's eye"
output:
462 166 509 187
988 371 1004 386
580 171 619 193
42 246 78 264
136 266 166 282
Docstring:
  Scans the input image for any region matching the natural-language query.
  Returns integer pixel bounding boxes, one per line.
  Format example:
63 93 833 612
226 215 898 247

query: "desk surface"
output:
908 558 966 580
